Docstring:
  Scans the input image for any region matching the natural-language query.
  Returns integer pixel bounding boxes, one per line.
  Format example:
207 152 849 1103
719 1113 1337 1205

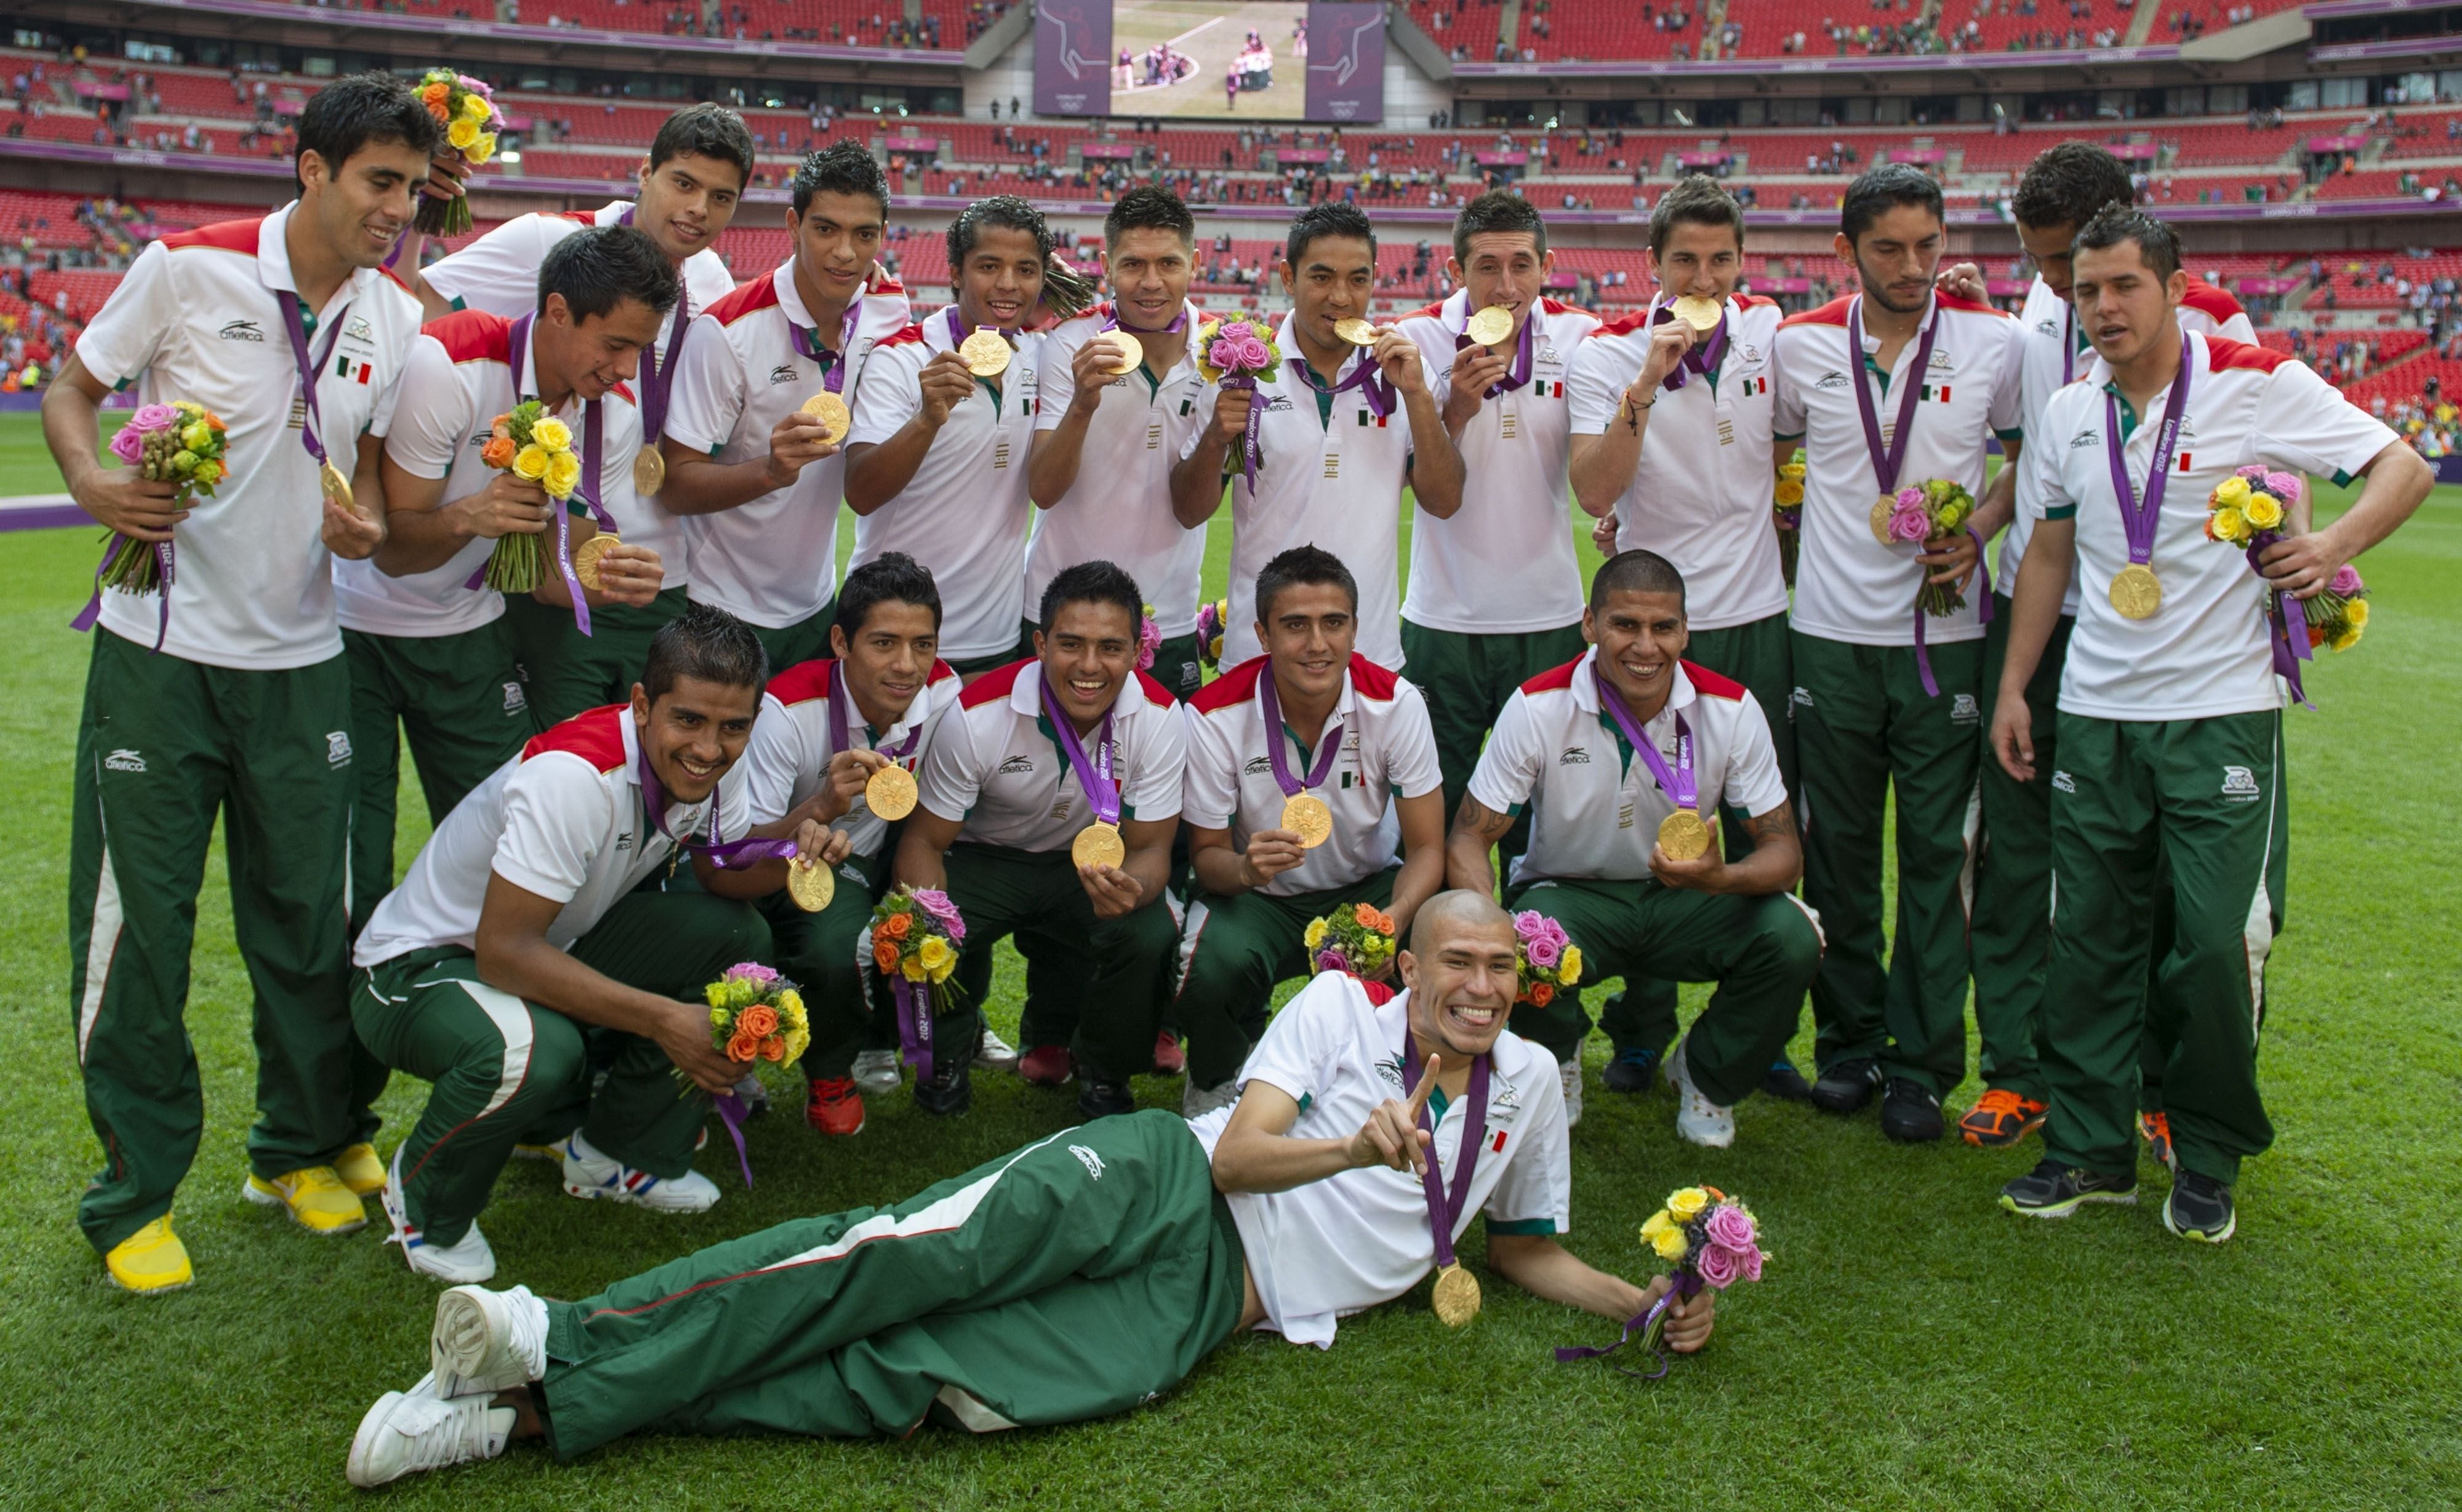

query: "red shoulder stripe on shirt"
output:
1136 669 1177 706
523 704 627 772
2203 337 2292 375
1780 294 1855 329
1935 291 2011 318
556 210 598 227
377 263 411 294
1590 308 1654 339
707 273 783 327
930 658 958 684
958 658 1033 710
1540 296 1586 316
766 657 836 708
608 380 638 406
1520 657 1584 695
425 308 513 365
873 322 928 351
1682 660 1747 701
1189 655 1267 714
2179 276 2247 326
1347 654 1400 702
158 217 262 254
1403 300 1448 324
872 276 908 297
1736 294 1782 310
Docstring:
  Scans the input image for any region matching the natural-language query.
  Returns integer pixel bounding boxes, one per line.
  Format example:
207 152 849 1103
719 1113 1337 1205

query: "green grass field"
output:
3 411 2459 1507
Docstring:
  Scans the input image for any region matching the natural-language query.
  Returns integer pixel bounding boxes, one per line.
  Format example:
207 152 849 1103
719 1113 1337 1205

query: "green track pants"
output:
1968 596 2070 1102
1171 870 1397 1087
765 850 891 1080
737 599 835 682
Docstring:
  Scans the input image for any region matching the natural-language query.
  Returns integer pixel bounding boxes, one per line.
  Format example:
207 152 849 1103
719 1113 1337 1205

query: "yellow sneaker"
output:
105 1215 193 1295
334 1142 387 1197
243 1166 368 1236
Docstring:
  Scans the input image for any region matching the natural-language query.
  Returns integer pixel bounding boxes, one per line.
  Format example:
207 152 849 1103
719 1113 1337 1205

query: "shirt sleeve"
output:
1123 699 1187 824
1177 381 1226 460
1033 321 1082 434
914 705 985 825
1382 681 1445 801
1235 972 1355 1105
1565 330 1628 438
491 756 606 903
738 693 805 826
660 311 744 458
1479 1050 1571 1234
1464 689 1546 817
381 334 469 481
72 239 174 389
1179 705 1239 831
1986 320 2026 441
422 215 556 318
1717 695 1789 819
1770 329 1807 440
848 340 921 447
2252 359 2400 486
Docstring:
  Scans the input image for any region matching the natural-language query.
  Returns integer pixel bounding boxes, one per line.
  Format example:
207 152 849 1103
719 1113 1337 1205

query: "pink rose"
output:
1316 948 1349 975
1236 337 1271 368
1541 918 1570 951
1736 1244 1763 1282
1525 933 1562 969
1888 505 1931 543
726 962 780 985
2328 564 2364 596
1206 339 1239 369
1894 486 1925 511
1512 910 1546 942
109 424 145 465
1694 1239 1742 1289
1702 1202 1757 1251
2235 463 2269 482
1136 614 1161 670
2264 471 2301 503
130 402 178 432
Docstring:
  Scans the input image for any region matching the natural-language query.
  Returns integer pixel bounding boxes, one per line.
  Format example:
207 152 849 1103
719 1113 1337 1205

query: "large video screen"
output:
1035 0 1384 124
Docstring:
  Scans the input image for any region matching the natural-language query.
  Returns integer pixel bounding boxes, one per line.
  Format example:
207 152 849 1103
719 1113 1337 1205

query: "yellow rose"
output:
511 444 549 481
1639 1210 1675 1244
465 133 497 166
929 957 955 983
2243 492 2284 530
1773 479 1804 506
1304 918 1329 949
776 988 805 1024
918 936 952 971
1781 461 1806 480
782 1028 810 1064
902 956 928 982
1558 945 1582 986
2330 625 2362 652
531 415 573 450
1650 1226 1690 1262
2213 476 2251 508
447 117 480 152
1666 1186 1710 1222
2209 506 2247 543
708 1005 726 1025
543 449 583 499
2345 599 2369 628
705 983 726 1010
460 91 494 122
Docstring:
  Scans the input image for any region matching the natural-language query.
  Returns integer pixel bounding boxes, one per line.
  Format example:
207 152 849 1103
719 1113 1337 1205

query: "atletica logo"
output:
2035 318 2060 336
1069 1144 1105 1181
1790 686 1814 708
218 319 265 342
1243 756 1273 774
2051 770 2076 793
1814 370 1850 390
2221 765 2261 798
2069 428 2101 449
768 364 798 385
104 748 146 773
325 731 353 767
997 754 1036 774
1558 746 1590 765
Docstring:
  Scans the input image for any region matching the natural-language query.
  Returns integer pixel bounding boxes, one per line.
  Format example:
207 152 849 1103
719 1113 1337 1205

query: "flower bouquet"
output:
871 886 967 1082
688 962 810 1185
478 401 581 591
1773 450 1806 588
1510 909 1583 1011
413 70 503 237
1196 318 1284 488
1137 601 1163 672
94 400 228 598
1197 598 1229 672
2204 466 2360 699
1884 477 1978 617
1556 1184 1767 1380
1305 901 1398 980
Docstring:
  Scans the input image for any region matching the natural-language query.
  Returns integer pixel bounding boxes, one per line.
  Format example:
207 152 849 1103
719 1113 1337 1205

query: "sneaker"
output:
431 1283 548 1398
2163 1169 2236 1244
1809 1057 1883 1114
805 1076 866 1137
558 1132 720 1213
1182 1076 1240 1119
382 1150 496 1284
1762 1059 1815 1103
103 1215 192 1296
851 1048 902 1093
1999 1159 2138 1218
1018 1044 1072 1087
334 1142 387 1197
1078 1065 1136 1121
730 1072 770 1118
974 1024 1020 1071
2137 1110 2177 1172
243 1165 368 1236
1958 1088 2049 1148
1880 1078 1945 1143
1664 1038 1734 1149
1557 1055 1584 1129
1151 1030 1187 1076
1600 1044 1660 1095
913 1048 974 1118
346 1374 514 1489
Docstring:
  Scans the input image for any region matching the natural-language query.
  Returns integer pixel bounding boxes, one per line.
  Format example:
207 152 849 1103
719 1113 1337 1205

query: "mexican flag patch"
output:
1920 383 1952 402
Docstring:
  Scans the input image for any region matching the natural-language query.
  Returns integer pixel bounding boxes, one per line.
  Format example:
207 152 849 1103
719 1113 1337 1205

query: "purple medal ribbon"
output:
825 661 940 1079
1653 298 1730 393
945 305 1019 364
1105 302 1191 337
1457 300 1537 399
1592 668 1695 817
1256 669 1343 803
1906 525 1995 698
1552 1271 1704 1379
1328 348 1397 421
1400 1031 1490 1279
2062 303 2076 388
825 658 925 769
1851 298 1966 695
1039 675 1123 829
619 205 692 445
463 313 614 637
788 294 863 394
2104 332 2192 585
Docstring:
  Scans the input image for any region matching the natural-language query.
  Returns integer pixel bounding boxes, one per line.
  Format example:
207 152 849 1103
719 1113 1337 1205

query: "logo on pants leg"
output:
326 731 353 767
1950 694 1980 724
104 748 146 773
1069 1144 1105 1180
2220 765 2261 801
503 681 527 714
2050 770 2075 794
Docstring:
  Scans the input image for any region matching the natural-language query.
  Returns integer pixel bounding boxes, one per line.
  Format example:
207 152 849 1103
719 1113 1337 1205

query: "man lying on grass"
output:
347 890 1714 1485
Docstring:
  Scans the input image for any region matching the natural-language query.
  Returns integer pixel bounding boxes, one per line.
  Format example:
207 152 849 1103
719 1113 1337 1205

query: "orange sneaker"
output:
1957 1087 2049 1148
2137 1110 2176 1171
805 1077 865 1137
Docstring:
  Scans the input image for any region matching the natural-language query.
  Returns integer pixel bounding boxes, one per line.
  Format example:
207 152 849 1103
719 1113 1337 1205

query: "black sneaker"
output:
1808 1057 1882 1114
1880 1078 1944 1143
1999 1159 2138 1218
1077 1066 1136 1121
2163 1169 2236 1244
912 1045 973 1118
1600 1044 1661 1094
1762 1059 1814 1103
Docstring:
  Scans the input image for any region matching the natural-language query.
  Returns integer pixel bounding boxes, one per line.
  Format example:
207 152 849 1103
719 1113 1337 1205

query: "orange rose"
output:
737 1004 779 1039
1528 982 1555 1007
726 1028 761 1062
760 1035 787 1062
1352 902 1377 928
480 436 516 469
1367 907 1395 934
202 410 225 431
882 911 912 940
874 939 900 972
420 81 452 116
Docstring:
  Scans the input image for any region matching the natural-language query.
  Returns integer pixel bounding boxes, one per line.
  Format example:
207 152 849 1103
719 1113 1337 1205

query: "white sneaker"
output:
345 1372 514 1488
1182 1077 1240 1119
1558 1055 1585 1129
851 1049 902 1093
381 1150 497 1284
1666 1036 1736 1148
974 1023 1020 1071
558 1132 720 1214
432 1284 549 1399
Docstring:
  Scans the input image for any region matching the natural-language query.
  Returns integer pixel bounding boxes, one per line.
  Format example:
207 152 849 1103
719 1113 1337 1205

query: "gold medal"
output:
1333 317 1379 346
1100 334 1143 376
786 856 835 913
1869 495 1898 546
1280 793 1334 849
1070 820 1126 871
864 762 918 821
1670 294 1725 332
1431 1262 1482 1327
959 328 1012 378
318 460 353 511
1464 305 1514 346
572 532 621 592
632 446 665 496
2109 562 2163 620
799 390 851 444
1658 809 1713 862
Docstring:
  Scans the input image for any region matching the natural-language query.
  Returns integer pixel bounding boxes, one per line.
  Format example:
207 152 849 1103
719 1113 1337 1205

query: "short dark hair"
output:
792 139 889 221
1255 545 1359 622
643 601 767 703
1590 550 1688 612
836 551 943 636
2011 142 2134 235
1038 559 1144 638
947 194 1055 284
1451 190 1547 266
2072 203 2181 283
1105 185 1196 250
1840 164 1944 244
649 103 755 190
294 72 440 192
539 226 680 324
1648 174 1745 258
1285 201 1375 269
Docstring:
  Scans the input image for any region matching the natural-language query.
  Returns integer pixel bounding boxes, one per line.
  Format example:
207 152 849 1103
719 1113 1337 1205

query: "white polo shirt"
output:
665 265 913 629
1772 293 2023 647
1568 294 1791 633
1178 312 1437 670
916 657 1185 852
738 654 962 859
846 316 1045 662
73 206 422 670
2029 333 2394 722
2000 274 2255 615
1467 649 1789 889
1026 300 1212 639
422 200 735 349
1185 972 1570 1350
1180 653 1443 895
353 702 748 967
1395 292 1597 636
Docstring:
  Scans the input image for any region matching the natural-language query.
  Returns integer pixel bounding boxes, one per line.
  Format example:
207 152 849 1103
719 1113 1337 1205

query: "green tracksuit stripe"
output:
1171 869 1397 1087
1968 594 2071 1100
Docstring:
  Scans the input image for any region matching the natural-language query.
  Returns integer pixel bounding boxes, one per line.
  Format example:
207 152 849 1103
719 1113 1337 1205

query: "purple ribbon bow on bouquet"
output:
1553 1271 1705 1380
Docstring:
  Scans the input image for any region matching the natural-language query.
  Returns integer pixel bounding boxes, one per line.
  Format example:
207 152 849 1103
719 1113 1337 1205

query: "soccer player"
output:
1991 207 2428 1244
1769 164 2023 1144
351 607 847 1282
660 143 912 672
344 893 1714 1485
350 226 679 938
1174 546 1446 1116
1446 552 1820 1145
1024 186 1209 698
737 554 966 1136
1936 145 2258 1155
845 196 1050 676
1169 201 1466 672
893 562 1185 1121
46 74 438 1295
